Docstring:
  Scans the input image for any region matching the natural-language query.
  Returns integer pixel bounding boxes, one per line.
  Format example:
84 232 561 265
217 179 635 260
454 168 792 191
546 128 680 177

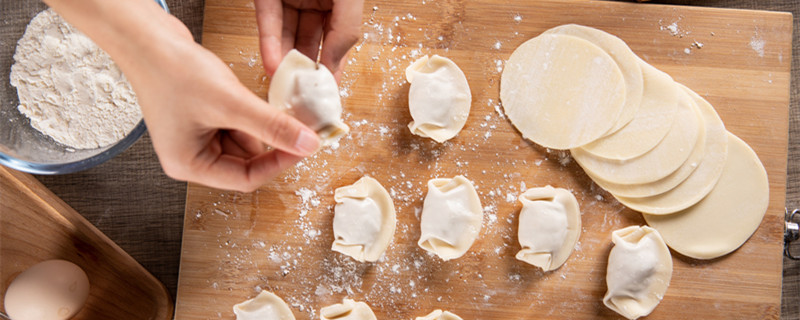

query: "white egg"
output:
4 259 90 320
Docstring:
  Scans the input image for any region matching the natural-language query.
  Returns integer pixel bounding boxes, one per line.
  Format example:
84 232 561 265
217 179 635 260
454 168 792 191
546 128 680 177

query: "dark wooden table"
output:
24 0 800 318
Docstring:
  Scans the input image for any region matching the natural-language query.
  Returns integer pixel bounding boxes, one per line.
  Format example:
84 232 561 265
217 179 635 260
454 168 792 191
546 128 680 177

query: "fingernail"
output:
294 129 320 155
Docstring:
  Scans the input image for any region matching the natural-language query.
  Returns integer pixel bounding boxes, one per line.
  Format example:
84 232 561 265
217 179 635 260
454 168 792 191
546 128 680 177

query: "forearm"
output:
41 0 190 72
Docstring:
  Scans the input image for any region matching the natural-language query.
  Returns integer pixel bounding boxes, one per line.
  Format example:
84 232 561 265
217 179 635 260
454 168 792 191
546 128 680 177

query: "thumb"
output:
225 90 320 156
320 0 364 74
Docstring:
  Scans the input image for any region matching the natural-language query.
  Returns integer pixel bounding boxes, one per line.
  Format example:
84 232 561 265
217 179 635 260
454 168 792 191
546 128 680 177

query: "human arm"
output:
42 0 320 192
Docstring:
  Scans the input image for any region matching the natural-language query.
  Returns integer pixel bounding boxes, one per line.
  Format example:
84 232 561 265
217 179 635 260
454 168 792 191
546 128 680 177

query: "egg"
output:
3 259 90 320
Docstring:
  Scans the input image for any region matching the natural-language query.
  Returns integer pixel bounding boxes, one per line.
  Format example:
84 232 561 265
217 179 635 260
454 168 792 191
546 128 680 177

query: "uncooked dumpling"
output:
604 226 672 320
515 186 581 271
268 49 349 146
233 291 295 320
320 299 377 320
332 176 396 262
415 309 463 320
418 176 483 260
501 33 626 149
643 133 768 259
406 55 471 142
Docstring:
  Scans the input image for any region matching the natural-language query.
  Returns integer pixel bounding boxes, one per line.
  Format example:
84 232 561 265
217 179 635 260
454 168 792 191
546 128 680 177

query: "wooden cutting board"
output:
176 1 791 319
0 166 174 319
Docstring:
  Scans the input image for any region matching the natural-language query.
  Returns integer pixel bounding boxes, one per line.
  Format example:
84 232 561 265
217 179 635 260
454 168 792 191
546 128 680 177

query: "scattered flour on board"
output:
10 9 141 149
750 33 766 57
659 18 690 38
665 22 679 36
196 4 626 319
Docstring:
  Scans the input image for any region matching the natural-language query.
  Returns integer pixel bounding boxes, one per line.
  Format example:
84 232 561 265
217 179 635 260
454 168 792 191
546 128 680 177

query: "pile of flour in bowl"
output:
10 8 141 150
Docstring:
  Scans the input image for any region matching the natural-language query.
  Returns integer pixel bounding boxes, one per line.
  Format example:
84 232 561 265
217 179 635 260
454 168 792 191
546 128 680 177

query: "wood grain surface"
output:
0 166 173 319
6 0 201 300
175 0 791 319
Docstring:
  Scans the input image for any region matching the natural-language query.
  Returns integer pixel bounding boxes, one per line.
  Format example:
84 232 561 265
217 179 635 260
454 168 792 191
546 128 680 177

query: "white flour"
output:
9 9 141 149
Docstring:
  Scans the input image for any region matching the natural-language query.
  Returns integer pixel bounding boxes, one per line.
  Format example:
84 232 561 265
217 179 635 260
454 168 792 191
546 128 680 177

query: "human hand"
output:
42 0 322 192
124 16 320 192
254 0 365 81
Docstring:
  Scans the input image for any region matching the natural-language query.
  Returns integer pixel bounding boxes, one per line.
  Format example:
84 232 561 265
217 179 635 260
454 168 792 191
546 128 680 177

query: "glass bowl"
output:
0 0 168 174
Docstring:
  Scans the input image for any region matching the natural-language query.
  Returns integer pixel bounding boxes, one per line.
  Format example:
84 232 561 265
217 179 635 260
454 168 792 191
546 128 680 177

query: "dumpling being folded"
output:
604 225 673 320
417 176 483 260
232 291 295 320
268 49 349 146
406 55 471 143
320 299 377 320
515 186 581 271
415 309 463 320
332 176 396 262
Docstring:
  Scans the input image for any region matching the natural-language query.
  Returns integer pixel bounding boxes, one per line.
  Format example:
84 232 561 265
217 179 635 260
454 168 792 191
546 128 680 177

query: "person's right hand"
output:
43 0 322 192
123 15 320 192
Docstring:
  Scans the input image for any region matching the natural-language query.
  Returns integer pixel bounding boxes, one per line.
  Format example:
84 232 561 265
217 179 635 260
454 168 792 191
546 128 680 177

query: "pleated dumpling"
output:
233 291 295 320
268 49 349 146
320 299 377 320
417 176 483 260
332 176 396 262
406 55 471 142
515 186 581 271
415 309 463 320
604 226 673 320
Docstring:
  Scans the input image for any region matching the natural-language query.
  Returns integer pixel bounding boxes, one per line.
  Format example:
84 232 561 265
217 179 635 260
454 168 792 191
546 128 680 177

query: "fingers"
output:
220 132 251 159
221 130 265 158
228 130 266 155
331 51 349 83
222 89 319 157
295 10 325 61
194 149 304 192
254 0 284 75
320 0 364 75
257 0 362 76
245 149 304 189
281 5 298 57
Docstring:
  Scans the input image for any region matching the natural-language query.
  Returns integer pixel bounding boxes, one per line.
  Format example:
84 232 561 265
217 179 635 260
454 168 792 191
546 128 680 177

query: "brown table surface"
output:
19 0 799 318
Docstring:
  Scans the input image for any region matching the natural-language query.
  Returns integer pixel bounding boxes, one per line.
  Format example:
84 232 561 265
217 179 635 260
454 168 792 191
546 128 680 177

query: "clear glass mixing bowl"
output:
0 0 168 174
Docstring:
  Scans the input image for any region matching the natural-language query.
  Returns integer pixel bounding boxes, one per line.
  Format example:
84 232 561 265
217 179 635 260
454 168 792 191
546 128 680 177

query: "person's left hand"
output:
254 0 365 81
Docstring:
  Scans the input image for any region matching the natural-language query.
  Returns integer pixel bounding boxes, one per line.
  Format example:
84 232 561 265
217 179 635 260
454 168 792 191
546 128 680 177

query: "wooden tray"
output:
176 0 791 319
0 166 174 319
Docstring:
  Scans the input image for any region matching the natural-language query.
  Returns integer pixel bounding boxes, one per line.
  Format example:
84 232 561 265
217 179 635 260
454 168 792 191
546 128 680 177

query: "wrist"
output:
42 0 192 72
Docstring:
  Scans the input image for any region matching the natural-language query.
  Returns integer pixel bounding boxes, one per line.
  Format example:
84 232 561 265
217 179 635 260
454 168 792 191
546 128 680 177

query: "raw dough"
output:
588 127 703 199
406 55 471 142
643 133 768 259
320 299 377 320
614 87 729 213
543 24 643 134
418 176 483 260
3 260 90 320
332 176 396 262
579 59 679 160
516 186 581 271
500 33 626 149
571 89 703 184
604 226 672 320
10 9 141 149
268 49 349 146
233 291 295 320
415 310 463 320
